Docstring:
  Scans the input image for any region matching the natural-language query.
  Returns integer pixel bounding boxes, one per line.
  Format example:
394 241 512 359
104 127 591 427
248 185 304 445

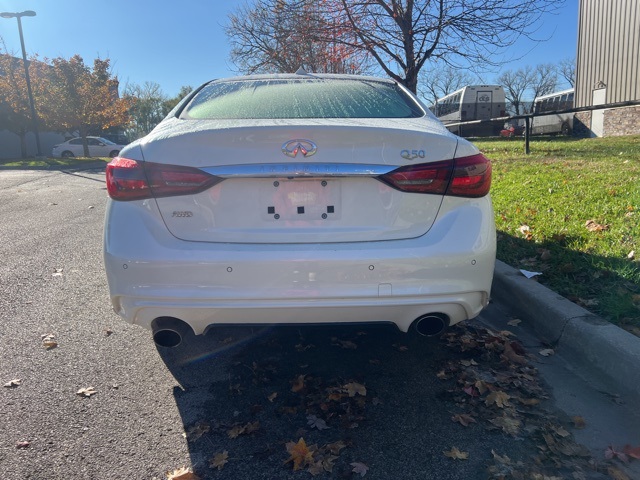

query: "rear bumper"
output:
104 195 496 334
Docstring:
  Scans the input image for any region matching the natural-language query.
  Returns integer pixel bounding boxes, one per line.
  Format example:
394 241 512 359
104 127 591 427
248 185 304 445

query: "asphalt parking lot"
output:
1 167 639 480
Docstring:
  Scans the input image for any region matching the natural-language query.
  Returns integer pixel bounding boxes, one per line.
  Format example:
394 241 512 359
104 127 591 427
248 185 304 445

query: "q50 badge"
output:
400 149 426 160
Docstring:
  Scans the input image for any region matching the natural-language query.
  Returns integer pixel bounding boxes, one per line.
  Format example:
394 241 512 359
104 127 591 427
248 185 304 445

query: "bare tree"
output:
498 63 557 115
558 57 575 88
226 0 371 74
335 0 562 93
527 63 558 111
419 63 475 106
498 67 533 115
123 81 168 140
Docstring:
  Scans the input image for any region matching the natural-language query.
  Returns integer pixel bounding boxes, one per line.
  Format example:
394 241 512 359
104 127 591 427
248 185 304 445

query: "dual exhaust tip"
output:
152 313 450 348
152 317 192 348
412 313 449 337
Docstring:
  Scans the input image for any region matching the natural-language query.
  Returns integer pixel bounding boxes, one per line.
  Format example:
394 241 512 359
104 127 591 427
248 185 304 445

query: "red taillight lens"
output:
448 153 492 197
106 157 150 201
379 160 453 194
379 153 491 198
106 157 221 201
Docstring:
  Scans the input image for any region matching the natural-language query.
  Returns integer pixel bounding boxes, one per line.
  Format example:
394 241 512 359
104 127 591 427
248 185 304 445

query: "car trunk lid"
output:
142 118 459 244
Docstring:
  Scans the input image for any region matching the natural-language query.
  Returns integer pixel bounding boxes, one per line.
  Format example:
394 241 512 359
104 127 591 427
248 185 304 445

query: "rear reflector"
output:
379 153 491 198
106 158 221 201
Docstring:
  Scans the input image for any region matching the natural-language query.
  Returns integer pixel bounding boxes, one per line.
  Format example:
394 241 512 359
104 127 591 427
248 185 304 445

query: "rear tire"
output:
109 150 120 158
561 123 571 136
61 151 74 158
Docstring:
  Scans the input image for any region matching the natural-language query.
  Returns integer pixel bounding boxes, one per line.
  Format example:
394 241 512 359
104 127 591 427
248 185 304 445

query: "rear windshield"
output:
181 78 425 119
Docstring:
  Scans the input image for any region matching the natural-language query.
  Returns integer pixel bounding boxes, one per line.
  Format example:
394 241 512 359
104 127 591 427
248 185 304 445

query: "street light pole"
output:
1 10 42 157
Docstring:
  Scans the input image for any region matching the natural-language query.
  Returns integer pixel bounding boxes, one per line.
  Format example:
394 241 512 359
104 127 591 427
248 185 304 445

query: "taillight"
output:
379 160 452 194
379 153 491 198
106 157 221 201
448 153 492 197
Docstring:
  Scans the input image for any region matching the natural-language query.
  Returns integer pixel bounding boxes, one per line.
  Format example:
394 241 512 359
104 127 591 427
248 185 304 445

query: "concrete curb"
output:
492 260 640 398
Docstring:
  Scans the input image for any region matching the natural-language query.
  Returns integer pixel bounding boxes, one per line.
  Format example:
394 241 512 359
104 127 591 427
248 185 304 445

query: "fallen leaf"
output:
326 440 346 455
452 413 477 427
52 268 63 277
622 445 640 459
474 380 490 395
607 466 631 480
226 426 243 440
285 438 315 471
459 359 478 367
307 414 330 430
552 425 570 437
518 225 533 240
463 385 480 397
539 348 555 357
489 415 521 436
507 319 522 326
291 374 306 393
41 333 58 350
585 220 609 232
444 447 469 460
491 450 511 465
76 387 97 397
392 343 409 351
605 445 629 463
578 297 599 307
539 249 552 261
572 416 586 429
344 382 367 397
209 451 229 470
502 341 528 365
267 392 278 402
4 379 22 388
557 440 591 457
351 461 369 476
245 421 260 434
185 422 210 442
485 391 511 408
16 441 30 449
338 340 358 349
627 251 635 260
166 467 200 480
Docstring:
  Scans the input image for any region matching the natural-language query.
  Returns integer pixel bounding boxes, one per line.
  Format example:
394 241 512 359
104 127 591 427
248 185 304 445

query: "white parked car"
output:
103 73 496 347
52 136 125 158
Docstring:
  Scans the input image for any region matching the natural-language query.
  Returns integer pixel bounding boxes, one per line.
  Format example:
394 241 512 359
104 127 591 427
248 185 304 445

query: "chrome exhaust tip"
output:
151 317 192 348
412 313 449 337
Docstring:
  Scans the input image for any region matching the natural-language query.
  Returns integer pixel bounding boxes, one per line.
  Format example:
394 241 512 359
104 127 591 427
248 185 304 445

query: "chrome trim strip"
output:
201 163 397 178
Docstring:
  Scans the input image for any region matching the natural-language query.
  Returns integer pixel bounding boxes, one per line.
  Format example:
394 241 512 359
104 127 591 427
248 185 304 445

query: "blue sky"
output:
0 0 578 97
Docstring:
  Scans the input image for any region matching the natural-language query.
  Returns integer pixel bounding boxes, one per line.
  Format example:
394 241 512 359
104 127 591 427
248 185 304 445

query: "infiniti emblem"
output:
282 139 317 158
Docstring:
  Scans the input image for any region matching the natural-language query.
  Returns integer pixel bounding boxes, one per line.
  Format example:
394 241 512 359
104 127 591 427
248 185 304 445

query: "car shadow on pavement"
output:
153 321 567 480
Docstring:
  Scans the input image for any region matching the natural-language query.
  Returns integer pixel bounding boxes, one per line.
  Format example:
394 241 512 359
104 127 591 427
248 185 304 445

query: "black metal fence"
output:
444 99 640 154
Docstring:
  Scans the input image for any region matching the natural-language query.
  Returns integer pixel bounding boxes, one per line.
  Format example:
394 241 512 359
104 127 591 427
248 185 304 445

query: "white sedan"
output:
51 136 125 158
103 73 496 347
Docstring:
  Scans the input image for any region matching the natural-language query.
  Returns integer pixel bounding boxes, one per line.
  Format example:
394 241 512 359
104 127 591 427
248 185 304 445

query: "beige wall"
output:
575 0 640 108
574 0 640 136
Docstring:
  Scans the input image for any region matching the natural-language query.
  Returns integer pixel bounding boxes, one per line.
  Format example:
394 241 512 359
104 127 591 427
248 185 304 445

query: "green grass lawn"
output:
0 156 109 169
475 135 640 331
